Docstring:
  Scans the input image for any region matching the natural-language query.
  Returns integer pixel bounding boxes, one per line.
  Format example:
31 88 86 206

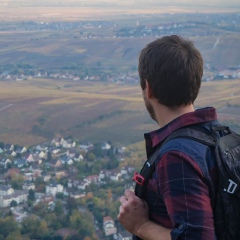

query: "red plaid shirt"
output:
134 107 218 240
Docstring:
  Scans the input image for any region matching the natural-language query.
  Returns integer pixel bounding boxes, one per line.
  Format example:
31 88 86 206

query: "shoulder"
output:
158 137 210 161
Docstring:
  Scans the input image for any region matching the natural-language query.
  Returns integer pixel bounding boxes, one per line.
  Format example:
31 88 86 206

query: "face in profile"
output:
142 91 157 122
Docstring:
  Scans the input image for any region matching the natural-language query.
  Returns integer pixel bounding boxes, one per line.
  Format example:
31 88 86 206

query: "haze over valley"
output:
0 1 239 239
0 1 240 147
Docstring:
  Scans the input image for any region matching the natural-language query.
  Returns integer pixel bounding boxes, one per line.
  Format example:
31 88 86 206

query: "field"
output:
0 78 239 146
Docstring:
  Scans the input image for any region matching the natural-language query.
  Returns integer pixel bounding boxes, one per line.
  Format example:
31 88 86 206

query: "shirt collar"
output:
144 107 217 157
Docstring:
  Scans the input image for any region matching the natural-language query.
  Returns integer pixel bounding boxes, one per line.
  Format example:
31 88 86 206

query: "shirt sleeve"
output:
157 150 215 240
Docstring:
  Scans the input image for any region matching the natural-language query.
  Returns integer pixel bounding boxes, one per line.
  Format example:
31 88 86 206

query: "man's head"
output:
138 35 203 108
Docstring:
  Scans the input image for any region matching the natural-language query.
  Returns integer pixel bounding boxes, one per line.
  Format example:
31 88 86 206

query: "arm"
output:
118 189 171 240
157 151 215 239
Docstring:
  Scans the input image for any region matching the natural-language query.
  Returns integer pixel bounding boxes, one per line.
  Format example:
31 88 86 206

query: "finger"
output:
125 189 135 199
119 195 128 204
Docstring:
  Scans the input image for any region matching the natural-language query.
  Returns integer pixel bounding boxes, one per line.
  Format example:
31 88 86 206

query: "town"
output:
0 136 135 239
1 12 240 84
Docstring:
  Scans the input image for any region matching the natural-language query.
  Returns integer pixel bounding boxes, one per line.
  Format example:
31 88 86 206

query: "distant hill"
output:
0 34 239 73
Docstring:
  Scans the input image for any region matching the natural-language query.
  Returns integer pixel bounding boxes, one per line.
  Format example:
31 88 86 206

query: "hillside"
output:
0 78 239 146
0 10 240 73
0 33 240 74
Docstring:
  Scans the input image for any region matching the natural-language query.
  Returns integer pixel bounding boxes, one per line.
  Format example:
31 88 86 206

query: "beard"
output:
144 98 157 123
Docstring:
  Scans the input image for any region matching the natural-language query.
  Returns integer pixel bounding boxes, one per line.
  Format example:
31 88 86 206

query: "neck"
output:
154 103 195 128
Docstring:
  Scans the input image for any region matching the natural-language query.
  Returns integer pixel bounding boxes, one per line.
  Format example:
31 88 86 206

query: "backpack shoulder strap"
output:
134 125 216 199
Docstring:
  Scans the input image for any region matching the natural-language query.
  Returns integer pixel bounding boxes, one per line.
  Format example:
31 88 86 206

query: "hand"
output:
118 189 150 236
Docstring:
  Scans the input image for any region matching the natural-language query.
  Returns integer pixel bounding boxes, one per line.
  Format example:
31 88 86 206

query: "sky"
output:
3 0 240 8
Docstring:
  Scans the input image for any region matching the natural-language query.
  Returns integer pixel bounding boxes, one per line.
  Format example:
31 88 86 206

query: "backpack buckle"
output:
132 172 145 186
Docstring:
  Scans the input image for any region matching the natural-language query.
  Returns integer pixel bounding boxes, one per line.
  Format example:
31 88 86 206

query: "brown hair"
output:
138 35 203 107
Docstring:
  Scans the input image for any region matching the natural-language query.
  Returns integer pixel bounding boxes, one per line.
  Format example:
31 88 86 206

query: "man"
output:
118 35 219 240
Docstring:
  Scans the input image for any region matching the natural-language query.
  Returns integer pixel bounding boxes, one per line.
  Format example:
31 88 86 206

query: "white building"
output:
46 183 64 196
0 187 28 208
103 216 117 236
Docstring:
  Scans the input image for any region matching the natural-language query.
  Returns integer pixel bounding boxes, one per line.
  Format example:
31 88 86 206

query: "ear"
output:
145 80 153 99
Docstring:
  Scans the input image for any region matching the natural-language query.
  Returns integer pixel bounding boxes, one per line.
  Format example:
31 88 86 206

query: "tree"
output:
10 200 17 207
92 143 103 157
21 216 38 235
69 210 94 239
33 202 48 218
11 174 24 190
0 216 19 238
6 233 28 240
47 151 52 161
0 142 4 149
54 200 64 216
56 192 64 199
21 216 49 239
87 152 96 162
44 213 60 230
69 210 82 229
35 176 46 192
66 197 78 214
28 189 35 201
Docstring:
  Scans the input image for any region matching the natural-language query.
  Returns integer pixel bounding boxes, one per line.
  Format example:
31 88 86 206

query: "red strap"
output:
132 172 145 186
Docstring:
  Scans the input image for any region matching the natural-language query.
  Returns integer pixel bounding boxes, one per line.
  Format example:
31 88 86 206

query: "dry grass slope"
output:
0 78 239 146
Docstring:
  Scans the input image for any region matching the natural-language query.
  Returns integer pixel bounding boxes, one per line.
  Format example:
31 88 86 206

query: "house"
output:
14 158 27 168
7 168 20 177
40 196 54 205
11 151 17 157
29 164 42 176
0 185 14 196
38 151 46 159
49 159 62 168
99 170 113 180
0 175 5 184
101 142 111 150
51 138 62 147
0 188 28 208
68 166 78 175
59 155 73 165
22 180 35 190
42 172 52 182
55 171 67 179
66 148 76 158
0 158 11 168
4 144 14 151
121 166 134 174
86 175 99 184
23 172 34 181
52 147 60 154
121 166 134 179
69 191 85 199
62 139 76 149
103 216 117 237
68 179 88 190
33 155 43 165
118 231 132 240
79 142 93 151
74 153 84 162
46 183 64 196
110 171 121 182
16 146 27 154
35 144 48 151
26 153 35 163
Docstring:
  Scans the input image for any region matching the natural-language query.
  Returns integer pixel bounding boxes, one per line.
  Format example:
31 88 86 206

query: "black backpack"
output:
133 125 240 240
